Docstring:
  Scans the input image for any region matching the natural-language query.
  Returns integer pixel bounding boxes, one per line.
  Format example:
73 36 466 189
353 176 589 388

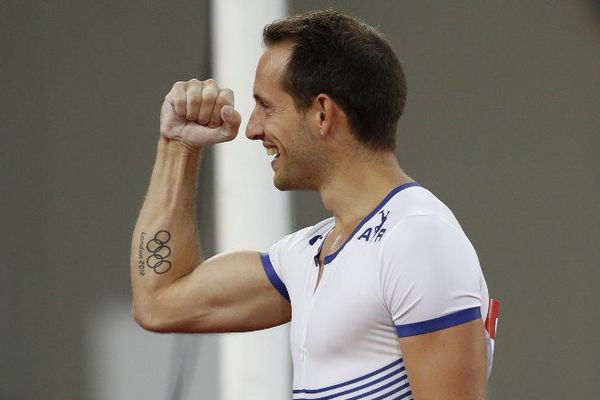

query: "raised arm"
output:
130 79 291 333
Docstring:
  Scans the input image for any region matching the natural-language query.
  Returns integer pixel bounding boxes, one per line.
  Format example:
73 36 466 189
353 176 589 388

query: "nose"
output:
245 106 264 141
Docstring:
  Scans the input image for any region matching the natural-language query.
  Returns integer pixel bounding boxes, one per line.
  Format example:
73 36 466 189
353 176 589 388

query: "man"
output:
131 9 494 400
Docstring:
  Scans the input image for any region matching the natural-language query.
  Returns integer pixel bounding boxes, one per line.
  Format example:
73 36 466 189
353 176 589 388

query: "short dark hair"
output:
263 9 407 151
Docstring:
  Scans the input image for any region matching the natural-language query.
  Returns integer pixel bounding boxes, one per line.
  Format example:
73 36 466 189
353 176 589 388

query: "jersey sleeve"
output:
260 234 293 303
380 215 486 338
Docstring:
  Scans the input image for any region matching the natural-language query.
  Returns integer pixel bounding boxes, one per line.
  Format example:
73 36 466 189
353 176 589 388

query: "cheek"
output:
263 117 284 139
267 118 295 148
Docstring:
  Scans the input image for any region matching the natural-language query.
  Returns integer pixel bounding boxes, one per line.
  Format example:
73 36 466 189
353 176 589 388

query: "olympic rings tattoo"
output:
146 230 172 274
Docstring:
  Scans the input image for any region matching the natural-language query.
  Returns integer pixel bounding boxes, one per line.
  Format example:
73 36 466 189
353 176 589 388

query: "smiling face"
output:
246 43 329 191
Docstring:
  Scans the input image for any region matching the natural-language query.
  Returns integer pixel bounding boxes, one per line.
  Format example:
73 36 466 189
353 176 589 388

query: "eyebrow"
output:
253 93 270 106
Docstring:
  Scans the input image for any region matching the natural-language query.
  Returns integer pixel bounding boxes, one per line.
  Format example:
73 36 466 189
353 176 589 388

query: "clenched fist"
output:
160 79 242 148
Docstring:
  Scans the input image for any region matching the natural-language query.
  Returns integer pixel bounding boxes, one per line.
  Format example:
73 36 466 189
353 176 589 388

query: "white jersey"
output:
261 183 491 400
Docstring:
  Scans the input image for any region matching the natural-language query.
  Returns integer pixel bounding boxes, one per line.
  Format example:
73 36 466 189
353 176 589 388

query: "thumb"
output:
220 105 242 141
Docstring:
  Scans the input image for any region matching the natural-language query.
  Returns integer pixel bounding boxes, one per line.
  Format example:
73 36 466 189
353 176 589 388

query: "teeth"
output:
266 148 280 158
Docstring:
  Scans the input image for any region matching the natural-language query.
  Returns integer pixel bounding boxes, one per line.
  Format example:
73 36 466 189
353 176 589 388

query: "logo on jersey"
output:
357 210 389 242
309 235 323 246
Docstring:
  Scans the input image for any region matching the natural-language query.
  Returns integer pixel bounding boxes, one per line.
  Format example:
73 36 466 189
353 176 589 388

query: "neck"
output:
318 150 412 235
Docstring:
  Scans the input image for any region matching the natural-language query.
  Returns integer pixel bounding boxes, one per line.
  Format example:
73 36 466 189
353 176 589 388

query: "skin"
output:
131 42 487 398
247 43 330 192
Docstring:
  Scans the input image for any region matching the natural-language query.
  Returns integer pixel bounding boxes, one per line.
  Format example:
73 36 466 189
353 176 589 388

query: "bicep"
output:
150 250 291 333
398 319 487 400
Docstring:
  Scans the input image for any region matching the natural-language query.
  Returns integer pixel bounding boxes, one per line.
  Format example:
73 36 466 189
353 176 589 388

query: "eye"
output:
261 102 276 118
253 95 272 113
253 96 274 117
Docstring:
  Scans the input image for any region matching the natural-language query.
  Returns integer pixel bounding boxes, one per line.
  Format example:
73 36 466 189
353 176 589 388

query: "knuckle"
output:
189 95 202 106
219 89 234 103
202 89 218 101
200 112 212 123
215 96 228 108
215 91 228 102
175 98 186 109
221 88 233 97
185 79 201 91
211 106 224 118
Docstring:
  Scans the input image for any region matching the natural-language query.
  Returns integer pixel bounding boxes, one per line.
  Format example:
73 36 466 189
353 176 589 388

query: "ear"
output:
313 93 336 138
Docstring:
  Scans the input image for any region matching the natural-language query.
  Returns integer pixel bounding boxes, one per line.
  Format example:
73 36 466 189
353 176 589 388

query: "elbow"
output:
132 308 155 332
132 301 172 333
132 302 156 332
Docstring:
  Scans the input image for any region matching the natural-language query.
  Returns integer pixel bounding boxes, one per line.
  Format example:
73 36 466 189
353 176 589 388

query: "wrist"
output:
158 136 204 157
147 136 202 208
154 136 203 176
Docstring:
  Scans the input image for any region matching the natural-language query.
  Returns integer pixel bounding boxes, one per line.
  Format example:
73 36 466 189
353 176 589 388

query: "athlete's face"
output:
246 43 326 191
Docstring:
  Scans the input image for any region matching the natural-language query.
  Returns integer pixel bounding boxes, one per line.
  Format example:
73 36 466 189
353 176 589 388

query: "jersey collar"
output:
312 181 421 266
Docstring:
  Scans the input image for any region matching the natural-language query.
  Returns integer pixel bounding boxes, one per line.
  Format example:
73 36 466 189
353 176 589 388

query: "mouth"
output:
266 146 280 162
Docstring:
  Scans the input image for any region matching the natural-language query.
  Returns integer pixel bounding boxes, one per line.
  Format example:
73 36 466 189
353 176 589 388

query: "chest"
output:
286 243 396 363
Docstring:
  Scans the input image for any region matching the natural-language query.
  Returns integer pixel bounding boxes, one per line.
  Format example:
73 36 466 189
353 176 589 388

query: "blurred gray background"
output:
2 0 599 399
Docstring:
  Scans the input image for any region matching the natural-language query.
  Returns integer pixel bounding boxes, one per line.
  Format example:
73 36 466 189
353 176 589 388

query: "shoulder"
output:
377 186 481 281
378 212 487 330
378 212 483 310
379 184 470 243
381 213 478 271
384 185 462 227
269 217 334 253
385 213 469 248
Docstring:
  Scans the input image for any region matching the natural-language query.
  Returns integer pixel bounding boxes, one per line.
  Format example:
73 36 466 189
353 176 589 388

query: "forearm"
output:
130 137 203 316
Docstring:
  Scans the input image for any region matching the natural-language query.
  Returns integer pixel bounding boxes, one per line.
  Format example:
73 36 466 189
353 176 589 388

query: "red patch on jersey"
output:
485 299 500 340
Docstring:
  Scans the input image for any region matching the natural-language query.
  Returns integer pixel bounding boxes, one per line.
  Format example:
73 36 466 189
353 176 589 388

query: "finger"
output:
209 88 234 128
165 81 187 117
219 105 241 142
197 79 219 125
185 79 204 121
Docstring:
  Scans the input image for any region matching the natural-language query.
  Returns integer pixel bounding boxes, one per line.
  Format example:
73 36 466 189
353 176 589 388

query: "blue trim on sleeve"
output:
260 252 290 303
323 181 421 265
395 306 481 338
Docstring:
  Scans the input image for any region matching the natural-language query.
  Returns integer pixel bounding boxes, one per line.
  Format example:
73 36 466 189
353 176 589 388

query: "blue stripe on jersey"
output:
345 376 409 400
296 368 406 400
392 389 413 400
371 383 411 400
293 358 402 394
293 359 410 400
395 306 481 338
323 182 421 265
260 252 290 302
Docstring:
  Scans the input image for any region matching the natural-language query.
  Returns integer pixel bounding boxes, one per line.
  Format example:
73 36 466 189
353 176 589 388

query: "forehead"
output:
253 42 294 98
